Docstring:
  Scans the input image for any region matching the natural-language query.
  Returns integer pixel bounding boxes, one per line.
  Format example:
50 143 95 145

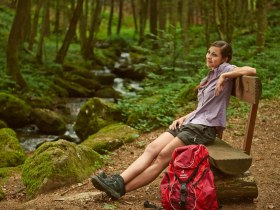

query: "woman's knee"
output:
154 149 172 167
144 142 159 156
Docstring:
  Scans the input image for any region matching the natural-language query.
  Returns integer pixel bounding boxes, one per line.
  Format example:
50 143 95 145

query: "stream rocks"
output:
31 108 67 135
74 97 124 141
0 93 32 128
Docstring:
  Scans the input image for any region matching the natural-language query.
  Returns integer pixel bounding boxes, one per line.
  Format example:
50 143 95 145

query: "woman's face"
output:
206 46 227 69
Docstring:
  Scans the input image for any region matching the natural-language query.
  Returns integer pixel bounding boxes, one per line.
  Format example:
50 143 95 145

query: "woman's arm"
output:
215 66 256 96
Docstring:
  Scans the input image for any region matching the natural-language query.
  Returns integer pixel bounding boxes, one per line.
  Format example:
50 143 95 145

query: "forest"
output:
0 0 280 209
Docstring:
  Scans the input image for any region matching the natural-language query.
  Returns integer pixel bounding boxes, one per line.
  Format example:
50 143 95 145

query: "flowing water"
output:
18 55 142 152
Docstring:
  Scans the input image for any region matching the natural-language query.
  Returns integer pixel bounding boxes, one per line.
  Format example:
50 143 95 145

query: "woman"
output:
91 40 256 199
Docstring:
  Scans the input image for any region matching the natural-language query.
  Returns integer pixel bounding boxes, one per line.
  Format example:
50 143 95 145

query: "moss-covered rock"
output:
22 139 102 198
74 97 124 141
0 120 7 129
0 128 26 167
0 93 31 128
54 77 92 97
82 123 139 154
95 87 122 100
30 108 67 135
64 73 101 91
63 63 96 79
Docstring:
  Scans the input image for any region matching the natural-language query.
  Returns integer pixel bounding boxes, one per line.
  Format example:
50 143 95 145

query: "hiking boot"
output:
91 174 125 199
91 171 108 191
97 170 107 179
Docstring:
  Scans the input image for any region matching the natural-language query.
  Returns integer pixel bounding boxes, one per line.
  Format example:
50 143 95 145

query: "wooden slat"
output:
232 76 262 104
207 138 252 175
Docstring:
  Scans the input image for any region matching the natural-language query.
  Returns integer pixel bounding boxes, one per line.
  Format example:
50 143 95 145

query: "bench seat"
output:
207 138 252 175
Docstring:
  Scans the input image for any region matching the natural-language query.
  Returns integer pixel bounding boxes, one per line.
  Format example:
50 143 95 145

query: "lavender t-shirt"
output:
183 62 236 128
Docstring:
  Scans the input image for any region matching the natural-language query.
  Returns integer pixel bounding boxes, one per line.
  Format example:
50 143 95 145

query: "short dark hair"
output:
210 41 233 62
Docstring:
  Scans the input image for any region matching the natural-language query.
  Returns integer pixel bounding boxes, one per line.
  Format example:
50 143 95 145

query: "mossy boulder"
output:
0 128 26 167
54 77 92 97
0 93 31 128
82 123 139 154
95 87 122 100
22 139 102 198
74 97 123 141
64 73 101 91
31 108 67 135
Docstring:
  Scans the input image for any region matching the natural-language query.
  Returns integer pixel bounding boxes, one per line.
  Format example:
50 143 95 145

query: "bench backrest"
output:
219 76 262 155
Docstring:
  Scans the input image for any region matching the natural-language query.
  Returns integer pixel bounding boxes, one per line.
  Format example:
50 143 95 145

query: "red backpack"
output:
160 145 219 210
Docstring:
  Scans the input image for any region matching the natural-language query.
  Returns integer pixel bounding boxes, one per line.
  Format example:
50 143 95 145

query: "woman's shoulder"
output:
218 62 236 73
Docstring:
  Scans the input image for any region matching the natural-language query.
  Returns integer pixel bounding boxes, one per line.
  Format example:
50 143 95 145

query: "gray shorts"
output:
167 123 216 145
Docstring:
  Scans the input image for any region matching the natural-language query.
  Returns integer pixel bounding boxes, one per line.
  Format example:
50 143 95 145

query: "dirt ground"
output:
0 99 279 210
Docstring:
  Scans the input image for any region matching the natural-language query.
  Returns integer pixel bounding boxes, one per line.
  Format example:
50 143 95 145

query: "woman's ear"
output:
223 57 229 63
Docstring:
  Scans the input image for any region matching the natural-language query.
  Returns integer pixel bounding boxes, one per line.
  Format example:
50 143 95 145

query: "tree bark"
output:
139 0 148 43
149 0 157 36
82 0 102 60
107 0 114 37
6 0 30 89
158 0 167 32
80 0 89 56
36 0 48 64
53 0 60 33
116 0 123 35
181 0 189 53
28 0 44 51
131 0 138 34
214 0 236 44
256 0 267 52
55 0 84 64
169 0 178 28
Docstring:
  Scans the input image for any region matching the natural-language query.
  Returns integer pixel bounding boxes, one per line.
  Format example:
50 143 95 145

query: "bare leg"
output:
124 137 184 192
121 132 174 183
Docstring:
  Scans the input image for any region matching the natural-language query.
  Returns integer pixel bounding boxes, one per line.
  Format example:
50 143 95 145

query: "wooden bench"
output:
207 75 262 175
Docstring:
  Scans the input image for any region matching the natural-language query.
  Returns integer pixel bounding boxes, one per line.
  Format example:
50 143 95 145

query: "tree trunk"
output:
24 0 31 42
139 0 148 43
6 0 30 89
36 0 48 64
131 0 138 34
214 0 236 44
149 0 157 36
28 0 44 51
256 0 267 52
80 0 89 56
55 0 84 64
107 0 114 37
169 0 178 28
83 0 102 60
202 0 211 48
116 0 123 35
181 0 189 53
158 0 167 32
53 0 60 33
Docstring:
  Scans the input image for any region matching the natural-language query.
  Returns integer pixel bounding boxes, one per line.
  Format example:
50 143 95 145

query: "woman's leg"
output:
124 137 184 192
121 132 175 184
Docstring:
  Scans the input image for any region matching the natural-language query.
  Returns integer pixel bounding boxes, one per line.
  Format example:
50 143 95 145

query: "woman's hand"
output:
215 74 226 96
169 116 186 130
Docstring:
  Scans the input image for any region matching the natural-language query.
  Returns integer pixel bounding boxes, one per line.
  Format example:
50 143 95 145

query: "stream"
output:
18 55 142 152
